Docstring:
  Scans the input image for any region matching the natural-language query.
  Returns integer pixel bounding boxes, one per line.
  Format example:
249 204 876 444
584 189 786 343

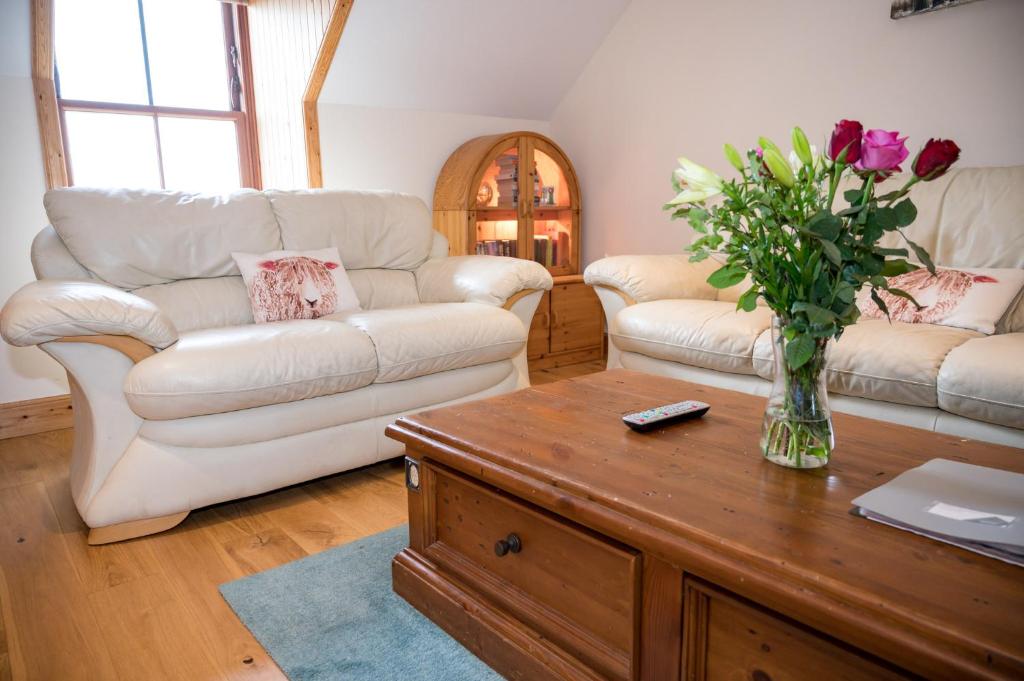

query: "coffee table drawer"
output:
425 465 639 679
686 580 912 681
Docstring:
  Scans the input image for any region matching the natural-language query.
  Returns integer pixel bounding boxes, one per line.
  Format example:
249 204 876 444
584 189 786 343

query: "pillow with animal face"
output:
233 248 361 323
856 266 1024 335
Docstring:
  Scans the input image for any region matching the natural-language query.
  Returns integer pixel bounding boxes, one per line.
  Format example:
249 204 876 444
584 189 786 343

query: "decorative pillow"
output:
857 266 1024 335
232 247 361 323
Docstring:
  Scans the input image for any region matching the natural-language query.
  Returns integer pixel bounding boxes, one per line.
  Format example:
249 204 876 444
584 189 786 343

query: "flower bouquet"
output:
665 120 960 468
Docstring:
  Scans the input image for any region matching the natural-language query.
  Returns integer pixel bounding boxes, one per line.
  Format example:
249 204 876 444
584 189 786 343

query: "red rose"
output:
913 138 960 180
828 119 863 164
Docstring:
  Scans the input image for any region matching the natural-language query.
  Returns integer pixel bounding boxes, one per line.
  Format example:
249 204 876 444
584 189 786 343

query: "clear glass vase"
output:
760 316 834 468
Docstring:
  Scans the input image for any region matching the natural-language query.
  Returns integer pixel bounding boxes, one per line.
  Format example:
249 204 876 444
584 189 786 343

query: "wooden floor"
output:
0 361 603 681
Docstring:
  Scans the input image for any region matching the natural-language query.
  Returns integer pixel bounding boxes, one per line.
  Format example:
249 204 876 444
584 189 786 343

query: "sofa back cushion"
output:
267 190 433 271
133 277 254 332
43 188 281 289
839 166 1024 269
347 269 420 309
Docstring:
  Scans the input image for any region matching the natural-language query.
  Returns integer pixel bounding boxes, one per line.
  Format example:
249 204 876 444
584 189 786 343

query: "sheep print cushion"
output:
856 266 1024 335
233 247 361 323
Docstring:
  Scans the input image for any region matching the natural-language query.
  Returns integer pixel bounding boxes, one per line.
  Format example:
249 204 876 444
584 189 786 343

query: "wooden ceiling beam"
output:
303 0 354 189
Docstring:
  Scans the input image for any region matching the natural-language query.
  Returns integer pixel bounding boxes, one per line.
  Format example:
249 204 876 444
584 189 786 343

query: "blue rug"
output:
219 525 501 680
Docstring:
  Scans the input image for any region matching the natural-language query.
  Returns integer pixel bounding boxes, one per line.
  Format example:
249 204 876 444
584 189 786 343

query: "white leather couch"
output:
585 167 1024 448
0 188 552 543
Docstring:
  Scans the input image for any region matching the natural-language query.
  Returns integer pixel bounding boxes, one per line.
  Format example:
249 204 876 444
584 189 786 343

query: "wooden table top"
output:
388 369 1024 679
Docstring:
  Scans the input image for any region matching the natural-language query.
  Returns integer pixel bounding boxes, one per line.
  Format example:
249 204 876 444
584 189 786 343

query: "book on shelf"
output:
477 239 517 258
556 231 569 267
530 233 569 268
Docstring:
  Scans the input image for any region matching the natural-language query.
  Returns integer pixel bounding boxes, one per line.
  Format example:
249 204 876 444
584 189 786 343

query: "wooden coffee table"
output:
385 369 1024 681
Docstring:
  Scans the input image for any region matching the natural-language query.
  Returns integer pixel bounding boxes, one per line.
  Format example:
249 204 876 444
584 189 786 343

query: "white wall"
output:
318 103 550 206
550 0 1024 265
0 0 68 404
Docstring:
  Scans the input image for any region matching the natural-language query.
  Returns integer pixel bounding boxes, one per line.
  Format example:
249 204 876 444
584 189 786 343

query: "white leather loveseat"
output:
0 188 552 543
585 167 1024 448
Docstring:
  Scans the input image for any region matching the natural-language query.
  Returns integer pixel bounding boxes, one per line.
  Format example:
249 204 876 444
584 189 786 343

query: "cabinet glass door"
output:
529 145 577 275
474 144 520 257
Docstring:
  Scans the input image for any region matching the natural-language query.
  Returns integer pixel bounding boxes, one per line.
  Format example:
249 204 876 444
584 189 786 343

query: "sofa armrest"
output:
0 280 178 350
415 255 553 307
583 255 720 304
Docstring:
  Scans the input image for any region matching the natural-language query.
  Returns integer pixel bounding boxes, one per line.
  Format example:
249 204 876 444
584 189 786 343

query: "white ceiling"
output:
319 0 630 120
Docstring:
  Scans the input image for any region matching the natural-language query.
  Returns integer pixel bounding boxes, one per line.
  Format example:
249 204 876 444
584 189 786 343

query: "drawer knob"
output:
494 533 522 557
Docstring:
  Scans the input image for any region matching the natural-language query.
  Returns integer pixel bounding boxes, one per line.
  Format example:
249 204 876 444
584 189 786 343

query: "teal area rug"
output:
219 525 501 680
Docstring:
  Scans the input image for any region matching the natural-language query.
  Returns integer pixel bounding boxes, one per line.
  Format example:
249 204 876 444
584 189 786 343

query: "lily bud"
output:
758 136 782 157
762 148 795 188
723 144 745 172
791 127 813 167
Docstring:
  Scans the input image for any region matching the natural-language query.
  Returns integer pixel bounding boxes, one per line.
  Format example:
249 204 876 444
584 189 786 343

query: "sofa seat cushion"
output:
327 303 526 383
124 320 378 420
610 300 773 375
754 320 981 408
937 334 1024 429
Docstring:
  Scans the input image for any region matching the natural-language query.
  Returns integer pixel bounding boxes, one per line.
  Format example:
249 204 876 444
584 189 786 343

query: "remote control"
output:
622 400 710 432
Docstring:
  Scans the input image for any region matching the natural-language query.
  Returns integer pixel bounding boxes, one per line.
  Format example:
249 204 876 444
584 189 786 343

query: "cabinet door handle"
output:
494 533 522 557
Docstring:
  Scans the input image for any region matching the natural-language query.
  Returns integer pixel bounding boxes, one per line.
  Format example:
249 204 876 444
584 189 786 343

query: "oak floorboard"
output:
0 482 119 681
87 573 224 681
142 518 285 680
0 567 20 681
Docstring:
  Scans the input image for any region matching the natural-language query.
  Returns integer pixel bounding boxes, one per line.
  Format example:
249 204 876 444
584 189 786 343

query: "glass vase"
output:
760 316 834 468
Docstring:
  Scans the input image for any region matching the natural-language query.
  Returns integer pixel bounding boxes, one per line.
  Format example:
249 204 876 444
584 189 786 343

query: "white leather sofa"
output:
0 188 552 543
585 167 1024 448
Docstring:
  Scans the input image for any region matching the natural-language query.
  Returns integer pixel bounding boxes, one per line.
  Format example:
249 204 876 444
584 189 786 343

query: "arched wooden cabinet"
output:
434 131 604 368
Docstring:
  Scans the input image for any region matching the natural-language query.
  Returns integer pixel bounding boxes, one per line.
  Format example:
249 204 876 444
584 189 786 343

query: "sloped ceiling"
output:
318 0 630 120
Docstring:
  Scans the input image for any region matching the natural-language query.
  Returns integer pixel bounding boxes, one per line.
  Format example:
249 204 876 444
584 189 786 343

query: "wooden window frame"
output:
34 0 261 190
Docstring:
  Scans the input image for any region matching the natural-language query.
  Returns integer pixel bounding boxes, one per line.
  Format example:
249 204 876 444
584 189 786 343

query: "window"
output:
54 0 260 191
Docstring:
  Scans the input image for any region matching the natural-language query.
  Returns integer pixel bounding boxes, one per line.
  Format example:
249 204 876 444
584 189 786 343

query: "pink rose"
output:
854 129 909 175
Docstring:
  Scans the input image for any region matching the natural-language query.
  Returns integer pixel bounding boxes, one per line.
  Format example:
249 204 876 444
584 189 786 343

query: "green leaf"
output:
876 247 909 257
904 237 936 274
860 254 884 276
736 286 759 312
792 302 836 325
870 289 890 318
806 211 842 241
885 286 922 310
785 333 815 369
819 238 842 266
707 265 747 289
835 281 855 304
843 189 863 204
861 215 885 244
893 199 917 227
880 258 916 277
873 207 897 230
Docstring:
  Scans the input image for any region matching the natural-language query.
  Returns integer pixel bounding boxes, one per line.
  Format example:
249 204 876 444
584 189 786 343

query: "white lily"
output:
668 157 723 205
789 145 822 173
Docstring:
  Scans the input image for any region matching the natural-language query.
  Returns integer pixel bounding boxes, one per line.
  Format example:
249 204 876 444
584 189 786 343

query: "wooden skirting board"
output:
0 394 72 440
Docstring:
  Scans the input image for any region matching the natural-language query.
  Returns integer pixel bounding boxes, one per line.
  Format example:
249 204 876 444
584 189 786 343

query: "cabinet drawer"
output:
426 465 638 680
685 580 911 681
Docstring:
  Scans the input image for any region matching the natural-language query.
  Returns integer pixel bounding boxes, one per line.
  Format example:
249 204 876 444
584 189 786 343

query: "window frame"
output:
42 0 261 190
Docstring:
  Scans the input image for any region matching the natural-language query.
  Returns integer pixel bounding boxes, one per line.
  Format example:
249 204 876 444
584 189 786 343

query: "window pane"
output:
64 111 161 188
55 0 149 104
158 117 241 192
143 0 231 110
